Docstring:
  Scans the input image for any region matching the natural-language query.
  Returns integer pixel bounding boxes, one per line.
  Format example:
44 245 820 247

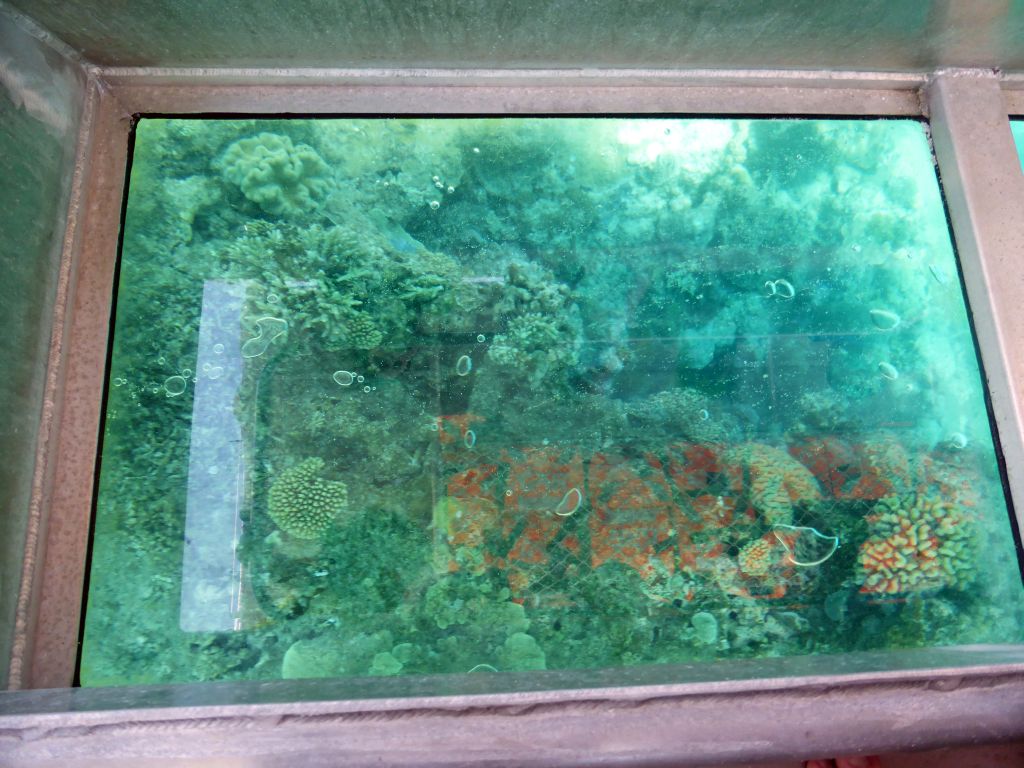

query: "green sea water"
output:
79 117 1024 686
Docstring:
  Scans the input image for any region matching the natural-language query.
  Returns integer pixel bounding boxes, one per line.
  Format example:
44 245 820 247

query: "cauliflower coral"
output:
217 132 330 217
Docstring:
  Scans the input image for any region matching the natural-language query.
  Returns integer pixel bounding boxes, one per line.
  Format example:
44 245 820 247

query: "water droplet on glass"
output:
213 343 225 355
464 429 476 449
476 334 486 343
771 279 795 299
869 308 901 331
554 487 583 517
877 362 899 380
164 375 187 397
333 370 355 386
363 385 371 393
429 200 440 210
929 263 950 285
241 317 288 358
455 355 473 376
948 432 969 450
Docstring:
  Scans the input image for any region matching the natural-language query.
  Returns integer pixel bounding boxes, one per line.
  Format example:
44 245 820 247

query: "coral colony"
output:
79 118 1024 685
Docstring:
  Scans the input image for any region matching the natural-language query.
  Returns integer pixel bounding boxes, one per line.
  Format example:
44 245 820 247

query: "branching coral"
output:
217 133 330 217
268 457 348 539
858 493 976 595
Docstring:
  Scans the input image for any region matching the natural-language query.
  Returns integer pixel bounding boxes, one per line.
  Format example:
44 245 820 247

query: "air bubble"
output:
877 362 899 380
357 375 365 383
476 334 486 343
207 366 223 380
241 317 288 358
182 368 192 377
164 375 187 397
429 200 440 210
202 363 212 373
157 356 166 364
699 409 710 421
505 490 513 497
435 181 444 189
869 308 901 331
554 487 583 517
363 385 371 393
332 370 355 386
455 355 473 376
213 343 225 355
267 293 279 304
464 429 476 449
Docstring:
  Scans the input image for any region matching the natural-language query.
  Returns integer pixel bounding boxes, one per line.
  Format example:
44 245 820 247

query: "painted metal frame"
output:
4 65 1024 765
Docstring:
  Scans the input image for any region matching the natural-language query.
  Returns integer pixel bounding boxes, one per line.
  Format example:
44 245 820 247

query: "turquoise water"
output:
80 118 1024 686
1014 120 1024 171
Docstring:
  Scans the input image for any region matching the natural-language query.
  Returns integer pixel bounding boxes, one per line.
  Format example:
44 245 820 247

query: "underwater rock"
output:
217 133 330 217
282 630 392 679
691 611 719 645
498 632 546 671
369 651 404 676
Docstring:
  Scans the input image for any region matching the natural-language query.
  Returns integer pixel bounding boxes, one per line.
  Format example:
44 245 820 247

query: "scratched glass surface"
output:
80 118 1024 686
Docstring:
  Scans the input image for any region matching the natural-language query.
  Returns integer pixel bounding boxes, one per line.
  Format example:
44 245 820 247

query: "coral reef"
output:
725 443 823 526
858 493 976 595
268 458 348 540
217 132 330 217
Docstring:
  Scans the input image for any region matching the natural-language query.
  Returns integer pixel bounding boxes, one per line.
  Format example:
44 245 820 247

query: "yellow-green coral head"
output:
268 457 348 539
217 133 330 217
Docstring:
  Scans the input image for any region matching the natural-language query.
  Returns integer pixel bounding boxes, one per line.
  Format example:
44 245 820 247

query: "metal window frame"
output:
4 66 1024 766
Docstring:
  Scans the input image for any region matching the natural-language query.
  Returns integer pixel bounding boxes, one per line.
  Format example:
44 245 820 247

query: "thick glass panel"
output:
80 117 1024 687
1013 120 1024 170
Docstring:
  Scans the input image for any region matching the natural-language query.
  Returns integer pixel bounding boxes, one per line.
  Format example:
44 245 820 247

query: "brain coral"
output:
217 133 330 217
726 443 822 526
268 457 348 539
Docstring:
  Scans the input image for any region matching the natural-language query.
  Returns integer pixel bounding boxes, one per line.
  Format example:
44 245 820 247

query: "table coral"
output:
217 132 330 217
268 457 348 539
858 493 975 595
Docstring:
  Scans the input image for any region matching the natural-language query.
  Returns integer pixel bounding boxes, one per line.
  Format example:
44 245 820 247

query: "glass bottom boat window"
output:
80 117 1024 686
1013 119 1024 170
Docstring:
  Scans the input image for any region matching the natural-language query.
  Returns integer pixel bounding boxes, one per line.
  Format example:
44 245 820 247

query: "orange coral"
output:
726 443 822 526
